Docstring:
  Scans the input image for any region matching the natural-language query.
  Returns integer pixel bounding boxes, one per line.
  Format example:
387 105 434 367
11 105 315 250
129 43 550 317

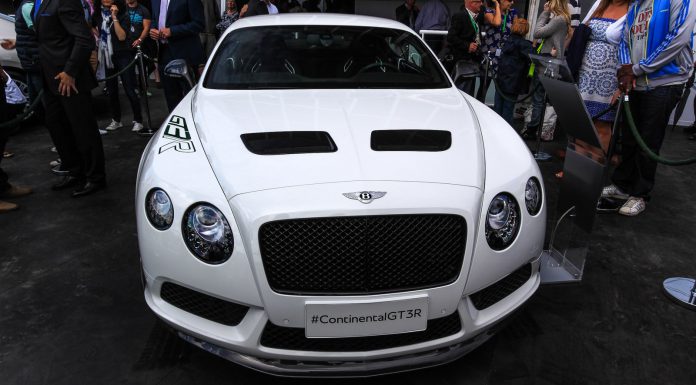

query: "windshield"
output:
204 25 451 90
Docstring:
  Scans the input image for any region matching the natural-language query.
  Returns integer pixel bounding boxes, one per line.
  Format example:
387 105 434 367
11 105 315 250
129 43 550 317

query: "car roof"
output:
227 14 413 34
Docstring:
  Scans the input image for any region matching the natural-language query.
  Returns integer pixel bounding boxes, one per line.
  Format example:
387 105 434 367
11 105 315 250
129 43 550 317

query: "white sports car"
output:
136 14 546 377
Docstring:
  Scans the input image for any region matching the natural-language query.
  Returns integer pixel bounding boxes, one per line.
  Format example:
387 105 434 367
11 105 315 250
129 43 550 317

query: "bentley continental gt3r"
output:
136 14 546 377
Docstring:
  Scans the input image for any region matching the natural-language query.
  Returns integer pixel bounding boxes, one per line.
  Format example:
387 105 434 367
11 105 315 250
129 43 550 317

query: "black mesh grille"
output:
260 312 462 351
469 264 533 310
259 214 467 295
160 282 249 326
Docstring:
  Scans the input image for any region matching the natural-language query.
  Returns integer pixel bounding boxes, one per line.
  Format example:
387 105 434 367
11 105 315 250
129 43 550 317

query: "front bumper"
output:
142 256 541 377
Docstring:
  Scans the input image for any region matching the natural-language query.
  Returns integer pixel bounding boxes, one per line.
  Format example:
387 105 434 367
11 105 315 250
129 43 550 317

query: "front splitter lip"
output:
177 330 492 378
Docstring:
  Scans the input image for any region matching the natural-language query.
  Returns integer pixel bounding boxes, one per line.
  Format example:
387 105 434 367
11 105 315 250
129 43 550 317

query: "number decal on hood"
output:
159 115 196 154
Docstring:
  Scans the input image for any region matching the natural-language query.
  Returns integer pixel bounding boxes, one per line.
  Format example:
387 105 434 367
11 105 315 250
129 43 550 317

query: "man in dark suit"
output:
446 0 484 97
150 0 205 112
34 0 106 197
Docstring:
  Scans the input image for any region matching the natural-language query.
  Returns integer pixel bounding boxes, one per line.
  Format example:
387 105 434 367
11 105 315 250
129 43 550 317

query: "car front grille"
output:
160 282 249 326
259 214 467 295
469 264 533 310
260 312 462 352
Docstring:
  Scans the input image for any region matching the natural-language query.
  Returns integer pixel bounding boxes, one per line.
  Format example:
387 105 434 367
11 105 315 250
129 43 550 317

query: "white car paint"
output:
137 14 546 377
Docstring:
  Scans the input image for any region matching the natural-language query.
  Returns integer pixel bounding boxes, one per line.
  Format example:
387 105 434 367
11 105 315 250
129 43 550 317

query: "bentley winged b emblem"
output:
342 191 387 204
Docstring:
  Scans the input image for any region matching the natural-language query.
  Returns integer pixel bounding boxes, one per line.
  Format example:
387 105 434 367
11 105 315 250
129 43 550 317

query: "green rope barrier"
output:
622 94 696 166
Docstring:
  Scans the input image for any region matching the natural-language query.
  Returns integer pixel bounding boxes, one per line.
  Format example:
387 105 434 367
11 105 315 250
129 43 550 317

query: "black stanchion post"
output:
136 45 156 137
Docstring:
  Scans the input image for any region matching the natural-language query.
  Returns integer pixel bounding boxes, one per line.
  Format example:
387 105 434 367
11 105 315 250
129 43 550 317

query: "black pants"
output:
158 43 189 112
611 85 681 198
43 88 105 184
106 51 142 123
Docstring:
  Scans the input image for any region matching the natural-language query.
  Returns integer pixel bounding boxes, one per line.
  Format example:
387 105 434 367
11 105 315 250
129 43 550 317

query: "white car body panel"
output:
136 14 546 377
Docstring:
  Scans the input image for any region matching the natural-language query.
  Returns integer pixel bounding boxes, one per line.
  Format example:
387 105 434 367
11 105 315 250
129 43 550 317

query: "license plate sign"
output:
305 296 428 338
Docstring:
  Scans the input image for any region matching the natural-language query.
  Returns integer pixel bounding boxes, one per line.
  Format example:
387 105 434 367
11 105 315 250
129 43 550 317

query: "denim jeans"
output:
611 85 682 198
526 75 546 130
494 90 516 126
105 51 142 123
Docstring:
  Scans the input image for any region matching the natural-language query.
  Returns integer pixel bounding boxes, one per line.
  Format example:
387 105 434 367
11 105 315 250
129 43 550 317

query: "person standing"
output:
414 0 450 53
446 0 484 97
35 0 106 197
493 17 533 124
602 0 696 216
150 0 205 112
13 0 43 114
479 0 516 101
94 0 144 133
200 0 221 58
216 0 240 34
396 0 420 30
520 0 570 139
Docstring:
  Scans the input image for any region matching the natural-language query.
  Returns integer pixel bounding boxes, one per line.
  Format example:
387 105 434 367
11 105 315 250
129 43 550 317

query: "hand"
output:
468 42 479 53
131 38 142 48
54 72 78 97
149 28 159 40
609 89 622 105
160 27 171 39
0 39 16 50
110 4 119 18
543 1 549 12
617 64 636 93
550 47 557 57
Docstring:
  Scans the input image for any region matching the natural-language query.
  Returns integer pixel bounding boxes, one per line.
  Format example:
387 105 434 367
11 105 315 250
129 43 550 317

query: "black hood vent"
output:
371 130 451 151
241 131 337 155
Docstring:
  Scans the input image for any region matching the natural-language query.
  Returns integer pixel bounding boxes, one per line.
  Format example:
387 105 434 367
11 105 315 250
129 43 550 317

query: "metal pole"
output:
136 45 155 137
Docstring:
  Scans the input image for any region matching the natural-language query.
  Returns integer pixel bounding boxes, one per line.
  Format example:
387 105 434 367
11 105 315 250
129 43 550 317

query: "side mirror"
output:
164 59 195 89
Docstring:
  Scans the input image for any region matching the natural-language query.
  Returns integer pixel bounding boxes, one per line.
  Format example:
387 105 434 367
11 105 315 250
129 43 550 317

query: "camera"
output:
486 0 497 7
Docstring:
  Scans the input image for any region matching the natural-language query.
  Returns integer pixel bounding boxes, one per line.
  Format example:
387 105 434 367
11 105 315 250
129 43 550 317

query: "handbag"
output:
565 23 592 82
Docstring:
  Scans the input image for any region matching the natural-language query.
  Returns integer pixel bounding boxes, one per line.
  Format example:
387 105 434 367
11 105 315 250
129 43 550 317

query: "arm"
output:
59 0 95 79
634 0 696 76
168 0 205 38
484 3 502 27
533 13 564 39
111 7 127 41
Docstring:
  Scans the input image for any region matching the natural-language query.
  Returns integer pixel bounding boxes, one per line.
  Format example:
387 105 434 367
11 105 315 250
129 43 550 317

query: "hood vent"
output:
371 130 451 152
241 131 337 155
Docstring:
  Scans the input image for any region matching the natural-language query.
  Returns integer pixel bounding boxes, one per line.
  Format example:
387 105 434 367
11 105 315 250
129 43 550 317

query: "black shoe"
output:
52 176 84 191
51 164 70 176
71 181 106 198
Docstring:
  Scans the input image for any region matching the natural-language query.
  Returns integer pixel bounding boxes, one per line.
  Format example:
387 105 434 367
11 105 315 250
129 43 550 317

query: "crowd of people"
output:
398 0 694 216
1 0 695 218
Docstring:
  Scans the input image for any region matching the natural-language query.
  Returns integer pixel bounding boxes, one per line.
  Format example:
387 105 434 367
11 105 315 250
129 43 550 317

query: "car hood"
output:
191 88 485 198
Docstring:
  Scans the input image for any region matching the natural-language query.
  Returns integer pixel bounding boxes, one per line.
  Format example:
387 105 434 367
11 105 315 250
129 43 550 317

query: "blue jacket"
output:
151 0 205 66
618 0 696 88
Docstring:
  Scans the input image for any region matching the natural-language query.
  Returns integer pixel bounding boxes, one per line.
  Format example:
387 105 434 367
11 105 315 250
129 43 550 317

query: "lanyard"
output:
468 13 479 36
501 13 507 33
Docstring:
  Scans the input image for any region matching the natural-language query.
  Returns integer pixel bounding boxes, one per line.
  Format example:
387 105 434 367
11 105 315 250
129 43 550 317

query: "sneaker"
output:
49 158 61 167
0 185 32 199
105 119 123 131
50 146 57 153
51 164 70 176
618 197 646 216
132 121 144 132
601 184 629 200
99 129 108 135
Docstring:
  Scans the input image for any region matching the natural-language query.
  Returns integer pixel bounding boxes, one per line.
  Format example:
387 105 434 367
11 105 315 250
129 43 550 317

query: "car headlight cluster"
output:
485 193 520 250
525 177 542 215
183 204 234 264
145 189 174 230
144 189 234 264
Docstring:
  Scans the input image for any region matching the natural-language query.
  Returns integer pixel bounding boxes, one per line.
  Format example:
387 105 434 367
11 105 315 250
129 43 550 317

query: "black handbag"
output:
565 23 592 82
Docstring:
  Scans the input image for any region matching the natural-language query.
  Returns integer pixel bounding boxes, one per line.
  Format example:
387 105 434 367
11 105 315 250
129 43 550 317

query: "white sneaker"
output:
618 197 646 216
49 158 61 167
105 119 123 131
132 121 144 132
99 128 108 135
601 184 629 200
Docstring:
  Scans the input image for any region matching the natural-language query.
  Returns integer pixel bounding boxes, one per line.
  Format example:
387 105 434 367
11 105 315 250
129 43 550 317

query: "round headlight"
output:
525 177 542 215
145 189 174 230
183 203 234 264
485 193 520 250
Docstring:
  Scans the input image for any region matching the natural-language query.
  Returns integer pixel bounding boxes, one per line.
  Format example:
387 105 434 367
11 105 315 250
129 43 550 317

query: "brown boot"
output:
0 200 18 212
0 185 32 199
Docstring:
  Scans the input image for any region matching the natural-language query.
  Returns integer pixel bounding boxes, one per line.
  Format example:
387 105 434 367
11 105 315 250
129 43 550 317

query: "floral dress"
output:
482 8 516 78
578 18 619 122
